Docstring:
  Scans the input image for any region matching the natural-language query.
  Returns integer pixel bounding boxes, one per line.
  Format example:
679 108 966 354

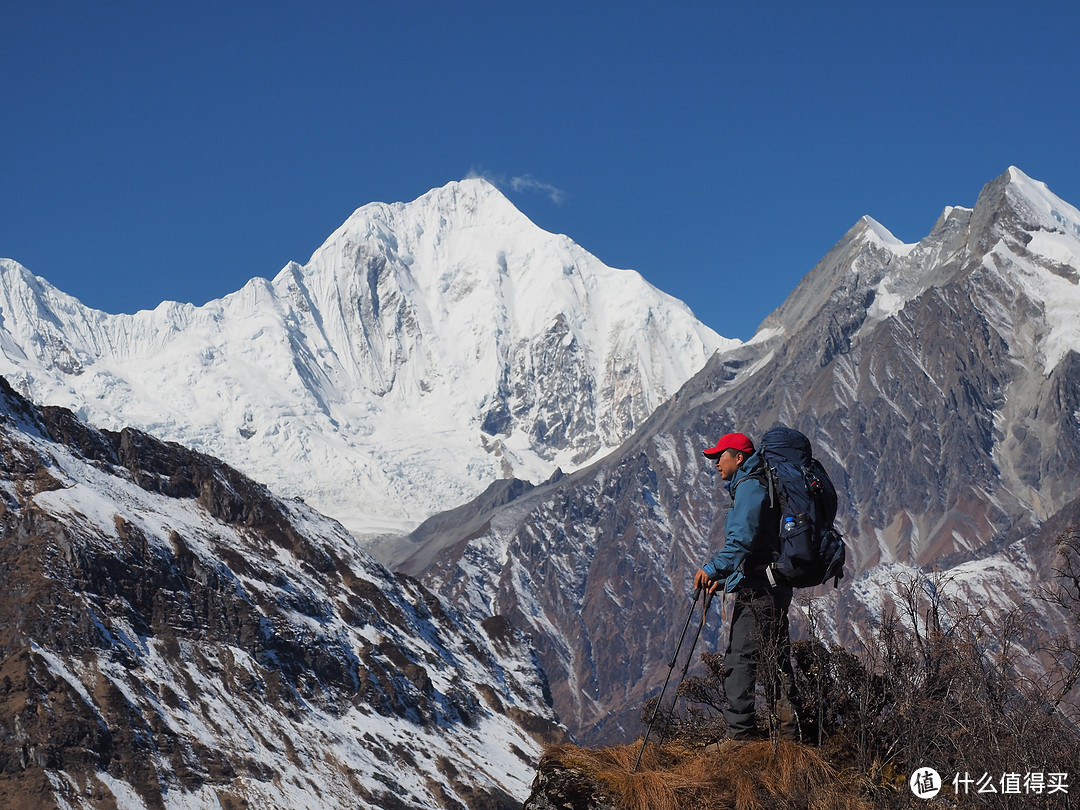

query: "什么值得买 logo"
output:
909 768 942 799
910 767 1070 798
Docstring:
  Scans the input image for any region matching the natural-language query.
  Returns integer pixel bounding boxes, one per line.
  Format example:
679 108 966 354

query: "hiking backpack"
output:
754 426 846 588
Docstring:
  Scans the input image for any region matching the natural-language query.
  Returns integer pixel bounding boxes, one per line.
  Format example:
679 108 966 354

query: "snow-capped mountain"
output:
391 168 1080 744
0 377 563 809
0 179 730 540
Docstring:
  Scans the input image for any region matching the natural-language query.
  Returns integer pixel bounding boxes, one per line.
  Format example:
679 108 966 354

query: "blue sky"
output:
3 1 1078 341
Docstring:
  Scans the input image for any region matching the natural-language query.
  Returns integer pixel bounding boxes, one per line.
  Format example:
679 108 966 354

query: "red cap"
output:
702 432 755 458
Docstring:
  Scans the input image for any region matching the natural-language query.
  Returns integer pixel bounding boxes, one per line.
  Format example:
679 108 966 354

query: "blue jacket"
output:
701 450 782 592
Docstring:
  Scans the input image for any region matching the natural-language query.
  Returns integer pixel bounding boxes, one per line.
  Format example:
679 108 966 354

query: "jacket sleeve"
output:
702 475 768 582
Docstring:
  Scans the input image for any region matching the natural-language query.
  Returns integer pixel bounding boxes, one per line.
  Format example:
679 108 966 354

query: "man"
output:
694 432 799 741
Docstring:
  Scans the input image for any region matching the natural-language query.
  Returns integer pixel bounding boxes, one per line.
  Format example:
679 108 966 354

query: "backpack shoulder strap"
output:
731 466 777 509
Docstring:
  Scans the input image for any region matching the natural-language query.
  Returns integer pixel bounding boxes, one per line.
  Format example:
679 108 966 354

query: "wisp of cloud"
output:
465 168 566 205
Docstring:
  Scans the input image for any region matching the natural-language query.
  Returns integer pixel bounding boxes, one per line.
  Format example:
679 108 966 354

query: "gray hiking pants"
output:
722 586 799 739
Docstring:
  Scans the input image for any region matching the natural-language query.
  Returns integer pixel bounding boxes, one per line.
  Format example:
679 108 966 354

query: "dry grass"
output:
531 533 1080 809
540 739 872 810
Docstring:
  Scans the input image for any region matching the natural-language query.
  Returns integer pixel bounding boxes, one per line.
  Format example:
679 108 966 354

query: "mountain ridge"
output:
391 167 1080 744
0 178 731 540
0 374 564 808
4 166 1077 754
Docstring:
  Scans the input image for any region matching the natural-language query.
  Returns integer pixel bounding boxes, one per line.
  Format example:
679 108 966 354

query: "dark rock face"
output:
397 170 1080 746
522 760 616 810
0 377 563 808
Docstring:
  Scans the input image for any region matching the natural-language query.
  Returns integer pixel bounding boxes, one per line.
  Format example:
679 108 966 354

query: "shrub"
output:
628 529 1080 808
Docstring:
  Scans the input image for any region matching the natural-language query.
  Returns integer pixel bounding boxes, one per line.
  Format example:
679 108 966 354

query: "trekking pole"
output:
657 588 715 747
632 587 702 772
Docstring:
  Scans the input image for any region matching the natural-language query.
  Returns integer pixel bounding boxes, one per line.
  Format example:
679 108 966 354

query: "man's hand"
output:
694 568 722 594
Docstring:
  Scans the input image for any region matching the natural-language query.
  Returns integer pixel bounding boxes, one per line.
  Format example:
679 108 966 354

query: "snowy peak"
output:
308 178 539 286
0 180 730 539
767 167 1080 347
1004 165 1080 239
755 214 909 339
977 168 1080 373
860 215 913 253
340 177 531 235
959 166 1080 261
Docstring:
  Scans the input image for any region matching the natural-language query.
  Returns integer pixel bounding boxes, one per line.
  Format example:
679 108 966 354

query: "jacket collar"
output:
727 450 764 498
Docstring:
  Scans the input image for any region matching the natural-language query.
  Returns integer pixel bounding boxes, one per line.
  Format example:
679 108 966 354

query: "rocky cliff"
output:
0 377 563 808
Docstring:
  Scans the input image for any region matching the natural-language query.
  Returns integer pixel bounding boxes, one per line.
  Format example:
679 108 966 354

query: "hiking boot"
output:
773 700 801 742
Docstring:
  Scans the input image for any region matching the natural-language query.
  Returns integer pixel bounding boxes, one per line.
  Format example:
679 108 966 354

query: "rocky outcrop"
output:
0 377 563 808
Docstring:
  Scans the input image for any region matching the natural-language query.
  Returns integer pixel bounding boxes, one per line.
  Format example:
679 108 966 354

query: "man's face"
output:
714 449 743 481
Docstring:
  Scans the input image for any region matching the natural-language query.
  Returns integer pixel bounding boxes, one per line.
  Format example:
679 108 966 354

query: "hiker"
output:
694 432 799 741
